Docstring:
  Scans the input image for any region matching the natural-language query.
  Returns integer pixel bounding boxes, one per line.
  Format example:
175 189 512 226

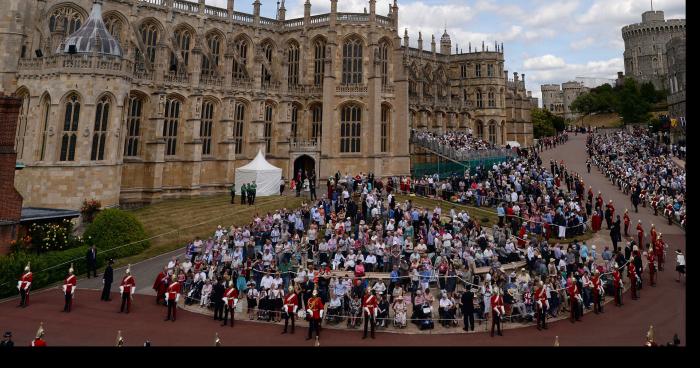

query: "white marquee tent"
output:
234 150 282 196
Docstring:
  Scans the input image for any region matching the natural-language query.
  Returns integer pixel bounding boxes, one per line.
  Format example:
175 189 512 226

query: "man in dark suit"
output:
101 259 114 301
460 287 475 331
86 245 98 278
212 278 225 321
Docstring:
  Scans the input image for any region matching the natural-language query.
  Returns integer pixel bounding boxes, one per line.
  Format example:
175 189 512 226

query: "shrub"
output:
0 209 150 298
83 208 150 263
27 219 84 253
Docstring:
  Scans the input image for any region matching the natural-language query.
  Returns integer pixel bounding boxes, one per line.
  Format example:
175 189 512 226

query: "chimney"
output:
418 32 423 52
304 0 311 18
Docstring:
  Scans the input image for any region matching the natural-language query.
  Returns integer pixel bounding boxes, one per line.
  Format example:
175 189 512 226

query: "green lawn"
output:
112 195 304 268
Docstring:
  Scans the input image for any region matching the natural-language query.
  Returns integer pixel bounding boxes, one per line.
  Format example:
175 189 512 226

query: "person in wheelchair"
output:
347 294 362 328
415 300 435 330
393 295 407 328
326 293 344 325
438 291 457 328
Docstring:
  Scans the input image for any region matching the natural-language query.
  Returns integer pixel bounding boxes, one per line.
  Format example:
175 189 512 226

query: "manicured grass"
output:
112 195 304 268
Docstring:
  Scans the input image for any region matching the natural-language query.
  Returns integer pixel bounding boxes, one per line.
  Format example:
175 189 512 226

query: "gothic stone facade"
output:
4 0 533 210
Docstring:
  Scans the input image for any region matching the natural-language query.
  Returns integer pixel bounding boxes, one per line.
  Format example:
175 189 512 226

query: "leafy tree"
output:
616 78 651 124
640 81 660 104
531 107 556 138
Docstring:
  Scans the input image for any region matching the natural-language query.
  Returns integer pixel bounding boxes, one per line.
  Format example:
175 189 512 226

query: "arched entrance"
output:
293 155 316 183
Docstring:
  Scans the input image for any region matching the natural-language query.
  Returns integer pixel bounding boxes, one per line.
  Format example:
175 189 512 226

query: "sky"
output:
205 0 686 104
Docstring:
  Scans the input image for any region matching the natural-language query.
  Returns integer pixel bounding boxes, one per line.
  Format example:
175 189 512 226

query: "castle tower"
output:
0 0 38 93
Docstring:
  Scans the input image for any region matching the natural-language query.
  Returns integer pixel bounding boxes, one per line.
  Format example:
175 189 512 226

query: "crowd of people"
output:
412 129 496 152
588 128 686 229
148 143 672 339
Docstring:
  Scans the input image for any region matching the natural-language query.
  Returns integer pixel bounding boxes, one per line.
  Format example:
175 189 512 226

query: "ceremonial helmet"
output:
116 330 124 347
68 263 74 275
25 262 30 272
214 332 221 347
171 274 177 281
312 289 318 296
125 264 131 275
288 286 294 292
36 322 45 339
646 325 654 342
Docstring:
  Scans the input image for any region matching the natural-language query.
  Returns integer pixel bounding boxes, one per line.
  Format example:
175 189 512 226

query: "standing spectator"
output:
86 245 98 278
101 259 114 301
675 249 685 283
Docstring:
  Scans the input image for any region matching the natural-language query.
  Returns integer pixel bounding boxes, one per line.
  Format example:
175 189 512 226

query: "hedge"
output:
0 209 149 299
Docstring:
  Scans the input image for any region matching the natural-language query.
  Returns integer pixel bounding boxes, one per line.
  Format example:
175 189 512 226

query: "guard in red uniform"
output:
18 262 32 307
62 264 77 312
31 322 46 347
640 189 647 207
655 234 666 271
119 265 136 313
636 221 644 248
612 264 623 306
282 286 298 334
664 203 674 225
221 281 239 327
567 277 582 322
606 200 616 224
591 269 605 314
534 281 548 330
651 194 660 215
628 258 639 300
153 267 168 305
164 275 180 322
623 210 631 237
650 225 658 246
490 288 505 337
647 247 657 287
362 289 378 339
305 289 324 341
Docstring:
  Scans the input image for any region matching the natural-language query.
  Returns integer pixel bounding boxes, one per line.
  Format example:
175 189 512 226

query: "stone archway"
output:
293 155 316 184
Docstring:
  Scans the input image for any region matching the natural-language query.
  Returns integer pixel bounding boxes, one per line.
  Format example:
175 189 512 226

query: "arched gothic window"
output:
15 92 29 160
201 101 214 156
287 42 300 87
381 105 390 153
103 15 122 41
233 102 245 155
476 91 483 108
311 105 322 140
164 98 180 156
488 91 496 108
261 42 274 87
378 41 389 86
202 33 222 76
49 7 83 34
91 96 110 161
171 28 192 69
60 94 80 161
488 121 496 145
342 37 363 85
124 95 143 157
232 38 249 81
340 104 361 153
140 22 159 64
313 39 326 87
264 104 273 153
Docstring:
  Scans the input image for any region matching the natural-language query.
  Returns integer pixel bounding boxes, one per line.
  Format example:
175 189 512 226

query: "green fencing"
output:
411 156 513 178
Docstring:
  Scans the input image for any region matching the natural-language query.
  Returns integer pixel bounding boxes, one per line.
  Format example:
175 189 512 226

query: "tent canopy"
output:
506 140 521 148
235 150 282 196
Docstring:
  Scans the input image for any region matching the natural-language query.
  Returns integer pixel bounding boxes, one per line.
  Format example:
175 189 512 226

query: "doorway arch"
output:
293 155 316 183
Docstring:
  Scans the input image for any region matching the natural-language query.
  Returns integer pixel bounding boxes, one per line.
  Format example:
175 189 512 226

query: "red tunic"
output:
166 282 181 301
362 294 379 317
63 275 77 295
490 295 505 316
591 275 603 296
283 292 298 314
628 263 637 282
534 287 548 310
636 224 644 244
120 275 136 294
613 270 622 288
223 288 238 307
567 283 579 299
650 229 658 245
31 338 47 347
307 296 324 320
592 213 602 232
19 272 32 291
